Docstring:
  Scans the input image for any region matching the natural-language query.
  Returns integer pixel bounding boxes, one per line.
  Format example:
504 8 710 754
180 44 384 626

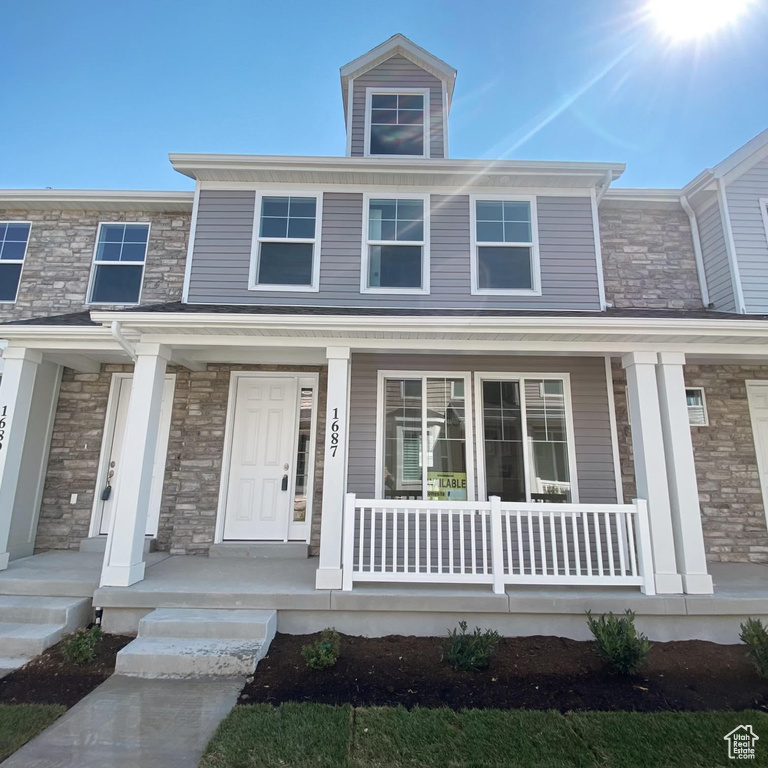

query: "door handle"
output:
281 474 289 491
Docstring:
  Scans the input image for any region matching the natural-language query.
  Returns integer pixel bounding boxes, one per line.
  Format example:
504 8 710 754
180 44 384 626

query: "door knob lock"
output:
281 474 289 491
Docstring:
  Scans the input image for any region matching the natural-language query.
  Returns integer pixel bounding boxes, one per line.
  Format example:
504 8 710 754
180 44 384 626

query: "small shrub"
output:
442 620 500 671
586 609 649 675
740 617 768 677
60 625 103 665
301 628 341 670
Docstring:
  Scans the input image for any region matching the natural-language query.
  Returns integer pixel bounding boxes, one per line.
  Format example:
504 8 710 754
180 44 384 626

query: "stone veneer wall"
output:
0 208 189 321
612 361 768 563
36 364 327 555
599 203 704 310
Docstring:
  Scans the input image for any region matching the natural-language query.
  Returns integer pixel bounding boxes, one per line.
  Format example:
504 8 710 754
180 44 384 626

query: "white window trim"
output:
473 372 580 503
248 190 323 293
469 194 542 296
87 221 150 306
375 371 475 501
360 191 431 295
363 87 431 159
685 386 709 427
760 198 768 249
0 221 31 305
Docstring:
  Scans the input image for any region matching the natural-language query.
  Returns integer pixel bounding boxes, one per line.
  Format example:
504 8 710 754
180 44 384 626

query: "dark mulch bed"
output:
240 633 768 712
0 633 132 708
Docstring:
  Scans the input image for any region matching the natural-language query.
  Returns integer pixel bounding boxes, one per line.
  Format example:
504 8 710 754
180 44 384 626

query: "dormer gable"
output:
340 35 456 159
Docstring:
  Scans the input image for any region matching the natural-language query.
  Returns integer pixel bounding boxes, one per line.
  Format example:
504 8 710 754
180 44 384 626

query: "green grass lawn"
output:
200 704 768 768
0 703 66 762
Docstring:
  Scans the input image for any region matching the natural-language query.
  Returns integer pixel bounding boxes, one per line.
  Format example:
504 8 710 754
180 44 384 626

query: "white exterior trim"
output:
605 356 624 504
0 221 32 305
441 81 449 157
746 380 768 534
247 190 323 293
363 87 431 160
86 221 150 307
214 371 319 544
716 177 746 314
374 370 475 501
679 194 710 308
473 372 579 505
360 191 431 295
760 198 768 250
181 183 201 303
590 187 607 310
468 194 541 297
345 79 354 157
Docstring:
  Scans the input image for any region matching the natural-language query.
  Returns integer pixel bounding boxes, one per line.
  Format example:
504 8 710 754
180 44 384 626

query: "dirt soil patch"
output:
240 633 768 712
0 633 132 708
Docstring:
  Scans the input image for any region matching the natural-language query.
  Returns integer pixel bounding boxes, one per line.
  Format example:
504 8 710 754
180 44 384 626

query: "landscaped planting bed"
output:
0 633 132 708
239 632 768 711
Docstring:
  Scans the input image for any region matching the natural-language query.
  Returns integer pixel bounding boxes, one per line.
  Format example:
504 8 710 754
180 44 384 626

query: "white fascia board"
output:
169 153 625 185
603 187 683 204
713 127 768 180
0 189 194 210
89 310 768 338
0 325 113 340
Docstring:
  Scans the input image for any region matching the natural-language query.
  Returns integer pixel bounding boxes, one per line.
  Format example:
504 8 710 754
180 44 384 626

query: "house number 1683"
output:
329 408 340 457
0 405 7 452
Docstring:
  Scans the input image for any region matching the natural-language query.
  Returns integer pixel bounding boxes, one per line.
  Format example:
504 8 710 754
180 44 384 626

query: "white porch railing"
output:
341 494 655 595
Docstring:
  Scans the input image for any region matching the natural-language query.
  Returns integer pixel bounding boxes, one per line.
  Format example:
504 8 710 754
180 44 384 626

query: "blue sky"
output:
2 0 767 190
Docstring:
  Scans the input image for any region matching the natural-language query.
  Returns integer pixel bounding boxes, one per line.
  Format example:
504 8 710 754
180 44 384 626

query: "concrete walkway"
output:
1 675 242 768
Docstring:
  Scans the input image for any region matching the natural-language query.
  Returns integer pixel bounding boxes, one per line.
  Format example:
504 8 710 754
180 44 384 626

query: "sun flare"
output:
647 0 755 40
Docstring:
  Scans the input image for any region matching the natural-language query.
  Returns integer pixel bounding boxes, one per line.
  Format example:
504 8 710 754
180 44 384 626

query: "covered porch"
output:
3 307 768 600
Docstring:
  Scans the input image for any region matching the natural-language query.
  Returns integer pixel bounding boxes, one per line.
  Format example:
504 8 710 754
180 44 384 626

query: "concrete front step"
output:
115 637 268 678
208 542 309 559
139 609 277 641
0 656 33 679
0 595 92 627
0 622 68 657
79 537 156 554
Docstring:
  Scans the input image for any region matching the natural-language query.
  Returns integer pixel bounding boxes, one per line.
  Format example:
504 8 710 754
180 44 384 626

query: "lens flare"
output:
647 0 755 40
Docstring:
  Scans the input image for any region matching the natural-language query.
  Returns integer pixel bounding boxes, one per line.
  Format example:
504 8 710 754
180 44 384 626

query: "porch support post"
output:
100 343 171 587
621 351 683 594
316 346 351 590
656 352 713 594
0 347 43 570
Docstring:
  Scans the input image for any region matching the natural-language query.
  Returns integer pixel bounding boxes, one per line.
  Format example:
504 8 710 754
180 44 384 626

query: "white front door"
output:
223 375 299 540
747 381 768 529
96 374 175 536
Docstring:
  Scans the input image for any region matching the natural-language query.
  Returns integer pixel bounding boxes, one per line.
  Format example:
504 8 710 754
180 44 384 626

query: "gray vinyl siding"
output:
187 191 602 311
697 200 736 312
726 156 768 312
347 354 618 505
349 55 445 158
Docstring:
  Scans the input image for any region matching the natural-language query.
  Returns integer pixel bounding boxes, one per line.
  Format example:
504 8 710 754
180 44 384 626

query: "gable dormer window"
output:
365 89 430 158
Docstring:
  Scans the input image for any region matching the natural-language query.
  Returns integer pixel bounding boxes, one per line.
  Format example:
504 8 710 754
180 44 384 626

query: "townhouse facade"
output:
2 36 768 635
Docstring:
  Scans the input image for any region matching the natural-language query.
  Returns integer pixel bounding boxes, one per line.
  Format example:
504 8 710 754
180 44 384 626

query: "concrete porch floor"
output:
2 551 768 642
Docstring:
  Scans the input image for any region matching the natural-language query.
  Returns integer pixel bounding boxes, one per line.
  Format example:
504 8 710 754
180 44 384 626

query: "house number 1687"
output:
0 405 7 452
329 408 340 457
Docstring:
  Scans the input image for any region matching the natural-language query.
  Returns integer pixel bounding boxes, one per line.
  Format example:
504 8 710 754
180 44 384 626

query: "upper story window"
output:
365 89 429 158
89 223 149 304
250 194 321 292
0 222 31 303
470 196 541 296
362 194 429 294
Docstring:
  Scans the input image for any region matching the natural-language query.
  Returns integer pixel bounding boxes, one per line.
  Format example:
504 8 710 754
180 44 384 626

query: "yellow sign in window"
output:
427 472 468 501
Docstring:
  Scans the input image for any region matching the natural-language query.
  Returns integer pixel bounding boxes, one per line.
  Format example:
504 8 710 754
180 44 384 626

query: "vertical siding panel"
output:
697 200 736 312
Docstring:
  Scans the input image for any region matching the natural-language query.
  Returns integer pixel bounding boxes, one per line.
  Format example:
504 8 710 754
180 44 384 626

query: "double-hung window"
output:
0 222 31 303
363 195 429 293
89 223 149 304
365 89 429 158
470 196 540 294
251 194 321 291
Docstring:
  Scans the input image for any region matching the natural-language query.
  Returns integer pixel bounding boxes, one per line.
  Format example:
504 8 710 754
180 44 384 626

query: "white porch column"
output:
656 352 714 594
101 343 171 587
622 352 683 594
0 347 43 569
315 346 351 590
